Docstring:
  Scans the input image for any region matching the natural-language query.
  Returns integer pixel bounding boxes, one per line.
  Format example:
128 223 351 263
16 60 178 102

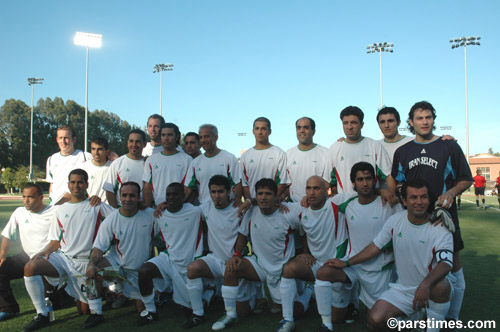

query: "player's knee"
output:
430 279 451 303
316 266 331 281
367 306 386 329
138 262 155 281
187 261 201 279
24 260 37 277
282 261 297 278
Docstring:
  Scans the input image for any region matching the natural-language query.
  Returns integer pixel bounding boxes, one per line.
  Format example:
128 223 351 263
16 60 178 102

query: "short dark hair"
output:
68 168 88 183
129 129 147 144
209 175 231 191
376 107 400 123
255 178 277 194
90 137 109 150
295 117 316 131
340 106 364 123
147 114 165 127
57 125 76 138
401 179 431 200
166 182 184 196
184 132 200 143
253 117 271 130
350 162 375 184
24 183 43 196
407 101 437 134
162 123 181 145
120 181 141 196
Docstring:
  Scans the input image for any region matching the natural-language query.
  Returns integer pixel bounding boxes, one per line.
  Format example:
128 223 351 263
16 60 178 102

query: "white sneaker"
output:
276 319 295 332
212 315 238 330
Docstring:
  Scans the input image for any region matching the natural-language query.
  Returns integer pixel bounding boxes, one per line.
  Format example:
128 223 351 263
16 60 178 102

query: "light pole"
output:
74 31 102 153
450 36 481 164
27 77 43 181
153 63 174 117
366 42 394 108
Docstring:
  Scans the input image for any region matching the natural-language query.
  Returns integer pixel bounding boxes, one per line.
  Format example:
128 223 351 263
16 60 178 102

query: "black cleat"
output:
316 324 332 332
182 314 203 329
136 310 158 326
22 314 50 332
82 313 104 329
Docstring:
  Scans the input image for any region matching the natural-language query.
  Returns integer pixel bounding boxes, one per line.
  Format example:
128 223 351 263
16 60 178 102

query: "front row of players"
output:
18 164 453 332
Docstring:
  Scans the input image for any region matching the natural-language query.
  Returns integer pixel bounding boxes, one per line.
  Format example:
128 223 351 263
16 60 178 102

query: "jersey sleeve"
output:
47 213 62 242
375 141 392 180
450 142 473 182
1 209 20 240
99 203 115 217
240 155 249 187
142 158 153 184
433 227 454 268
228 153 241 186
276 149 289 185
238 208 252 237
284 203 302 230
322 143 338 186
373 213 396 250
185 163 198 190
46 156 53 183
391 147 406 183
93 217 114 252
335 214 349 259
102 162 117 193
194 209 204 259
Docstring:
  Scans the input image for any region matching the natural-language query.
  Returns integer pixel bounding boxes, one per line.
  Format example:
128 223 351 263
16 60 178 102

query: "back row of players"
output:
1 101 473 332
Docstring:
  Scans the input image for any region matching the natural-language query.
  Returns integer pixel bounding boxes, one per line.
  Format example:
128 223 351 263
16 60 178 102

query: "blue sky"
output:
1 0 499 158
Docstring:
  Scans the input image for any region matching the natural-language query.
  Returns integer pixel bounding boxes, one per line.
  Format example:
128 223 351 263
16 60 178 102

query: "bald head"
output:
306 176 328 209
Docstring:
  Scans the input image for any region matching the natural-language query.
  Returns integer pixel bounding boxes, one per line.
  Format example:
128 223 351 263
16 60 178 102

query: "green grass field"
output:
0 194 499 332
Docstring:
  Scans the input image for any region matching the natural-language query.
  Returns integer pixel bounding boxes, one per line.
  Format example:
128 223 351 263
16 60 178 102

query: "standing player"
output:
103 130 146 208
241 117 289 200
496 171 500 208
391 101 473 325
80 137 112 203
137 183 203 327
473 169 487 210
376 107 414 161
0 184 56 323
286 117 328 202
184 124 242 204
143 123 192 207
46 125 92 205
183 132 202 159
142 114 165 157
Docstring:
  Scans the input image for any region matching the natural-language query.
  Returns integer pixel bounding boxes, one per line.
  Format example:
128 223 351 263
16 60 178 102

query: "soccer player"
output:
473 169 487 210
184 124 242 204
0 184 56 323
212 179 300 331
376 107 414 162
313 162 402 332
80 137 112 203
286 117 328 202
143 123 192 207
103 129 146 208
46 125 92 205
142 114 165 157
86 182 156 324
391 101 473 325
183 132 202 159
276 175 347 332
323 106 394 195
496 171 500 208
137 183 203 327
240 117 289 200
330 180 453 332
22 169 114 331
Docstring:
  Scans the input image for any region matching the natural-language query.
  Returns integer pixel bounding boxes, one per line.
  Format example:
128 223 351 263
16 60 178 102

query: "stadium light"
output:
27 78 44 181
449 36 481 164
366 42 394 108
153 63 174 117
74 31 103 153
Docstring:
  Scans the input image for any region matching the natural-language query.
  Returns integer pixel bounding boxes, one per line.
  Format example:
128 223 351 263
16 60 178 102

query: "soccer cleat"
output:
136 310 158 326
182 314 203 329
477 206 480 210
276 319 295 332
0 311 17 321
316 324 332 332
82 313 104 329
270 302 282 314
154 291 169 307
253 297 268 313
211 314 238 330
482 205 486 210
22 313 50 331
344 305 359 323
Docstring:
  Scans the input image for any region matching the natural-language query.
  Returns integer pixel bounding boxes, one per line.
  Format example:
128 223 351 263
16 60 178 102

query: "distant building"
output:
469 153 500 187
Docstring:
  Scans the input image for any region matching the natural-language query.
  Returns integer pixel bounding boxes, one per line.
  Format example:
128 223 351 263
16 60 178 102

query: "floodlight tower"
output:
153 63 174 116
74 31 103 152
366 42 394 108
450 36 481 164
27 77 44 181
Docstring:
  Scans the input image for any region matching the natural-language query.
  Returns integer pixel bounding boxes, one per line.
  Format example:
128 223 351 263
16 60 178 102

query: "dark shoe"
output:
82 313 104 329
22 314 50 331
136 310 158 326
0 311 17 321
182 314 203 329
344 305 359 323
316 324 332 332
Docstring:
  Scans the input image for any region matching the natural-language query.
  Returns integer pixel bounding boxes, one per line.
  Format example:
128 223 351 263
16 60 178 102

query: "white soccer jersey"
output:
379 136 414 162
80 160 112 203
50 199 114 258
46 150 92 204
373 211 453 287
102 154 145 206
240 146 289 198
298 196 348 264
142 151 192 205
286 144 328 202
93 208 155 270
186 150 241 203
239 203 300 277
1 205 57 258
142 142 163 157
323 138 392 194
155 204 203 272
341 195 402 272
200 201 241 262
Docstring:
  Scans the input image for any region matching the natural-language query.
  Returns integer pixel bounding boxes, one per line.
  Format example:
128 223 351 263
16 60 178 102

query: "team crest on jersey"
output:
421 148 426 154
419 240 425 244
253 224 258 229
274 226 279 229
120 231 123 235
125 168 130 172
250 159 254 163
91 175 95 180
25 219 29 223
292 161 297 165
198 168 202 171
155 165 159 169
341 156 344 161
164 222 168 227
303 215 308 220
65 214 69 218
350 216 354 220
398 232 402 237
364 154 370 157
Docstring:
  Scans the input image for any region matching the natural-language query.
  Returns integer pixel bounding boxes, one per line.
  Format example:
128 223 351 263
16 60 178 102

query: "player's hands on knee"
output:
413 282 431 310
324 258 345 268
86 264 99 279
227 256 242 272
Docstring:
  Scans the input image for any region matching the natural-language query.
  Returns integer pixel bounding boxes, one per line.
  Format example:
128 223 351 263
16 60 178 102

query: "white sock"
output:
315 280 332 330
202 288 214 306
349 280 359 309
296 279 305 294
221 285 238 318
88 298 103 315
142 292 156 313
255 282 266 299
296 284 313 312
24 276 48 316
447 269 465 320
187 278 204 316
427 300 450 332
279 277 297 322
